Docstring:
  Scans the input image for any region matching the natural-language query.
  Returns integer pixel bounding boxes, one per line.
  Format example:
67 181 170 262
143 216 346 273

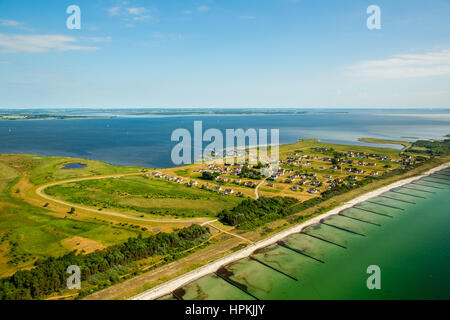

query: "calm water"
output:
165 171 450 300
1 109 450 168
62 163 87 170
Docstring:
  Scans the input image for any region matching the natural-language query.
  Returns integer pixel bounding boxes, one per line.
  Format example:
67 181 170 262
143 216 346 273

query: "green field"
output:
287 138 404 157
44 176 242 218
357 137 412 150
0 156 143 277
27 156 140 185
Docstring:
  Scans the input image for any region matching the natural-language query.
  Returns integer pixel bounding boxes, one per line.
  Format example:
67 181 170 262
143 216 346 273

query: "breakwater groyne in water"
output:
131 162 450 300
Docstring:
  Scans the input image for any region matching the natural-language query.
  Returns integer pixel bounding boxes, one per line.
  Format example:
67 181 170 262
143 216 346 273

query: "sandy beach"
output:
131 161 450 300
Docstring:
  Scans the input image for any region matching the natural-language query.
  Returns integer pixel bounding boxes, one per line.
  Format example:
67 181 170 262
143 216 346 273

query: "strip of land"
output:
1 136 448 299
131 161 450 300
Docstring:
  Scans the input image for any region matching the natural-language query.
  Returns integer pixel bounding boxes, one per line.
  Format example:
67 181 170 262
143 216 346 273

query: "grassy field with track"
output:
0 158 142 278
44 176 242 218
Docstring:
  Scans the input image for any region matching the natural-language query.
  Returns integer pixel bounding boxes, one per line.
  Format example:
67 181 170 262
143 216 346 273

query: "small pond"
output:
62 163 87 170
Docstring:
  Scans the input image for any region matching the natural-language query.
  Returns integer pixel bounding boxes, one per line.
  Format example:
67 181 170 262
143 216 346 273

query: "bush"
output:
201 172 218 180
219 197 298 230
0 225 211 300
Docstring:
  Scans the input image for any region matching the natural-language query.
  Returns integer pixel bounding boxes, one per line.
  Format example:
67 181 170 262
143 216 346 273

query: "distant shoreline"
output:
0 116 115 121
0 111 350 121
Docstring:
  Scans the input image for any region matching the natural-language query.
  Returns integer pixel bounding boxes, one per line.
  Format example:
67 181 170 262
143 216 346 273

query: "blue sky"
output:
0 0 449 108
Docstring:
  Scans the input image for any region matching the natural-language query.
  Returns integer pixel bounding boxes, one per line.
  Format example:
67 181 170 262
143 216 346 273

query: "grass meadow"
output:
45 175 242 218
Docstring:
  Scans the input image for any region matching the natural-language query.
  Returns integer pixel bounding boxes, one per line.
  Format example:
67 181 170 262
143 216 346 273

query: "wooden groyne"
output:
131 162 450 300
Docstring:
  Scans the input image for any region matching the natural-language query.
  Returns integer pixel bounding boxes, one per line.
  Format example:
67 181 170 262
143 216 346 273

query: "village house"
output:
244 181 256 188
224 189 234 195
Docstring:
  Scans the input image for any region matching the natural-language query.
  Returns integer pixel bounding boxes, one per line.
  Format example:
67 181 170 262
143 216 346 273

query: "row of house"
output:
151 172 185 183
151 171 243 197
289 185 318 194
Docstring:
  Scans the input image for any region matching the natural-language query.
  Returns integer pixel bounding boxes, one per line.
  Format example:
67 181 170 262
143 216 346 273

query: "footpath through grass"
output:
44 176 242 218
0 155 145 278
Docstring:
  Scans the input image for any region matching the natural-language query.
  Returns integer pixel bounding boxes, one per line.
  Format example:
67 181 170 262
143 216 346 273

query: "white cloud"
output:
349 48 450 79
240 15 256 20
1 19 21 27
108 7 121 16
0 19 33 31
358 91 369 99
108 6 154 22
151 32 183 41
197 5 210 12
81 36 112 43
0 34 99 53
127 7 147 15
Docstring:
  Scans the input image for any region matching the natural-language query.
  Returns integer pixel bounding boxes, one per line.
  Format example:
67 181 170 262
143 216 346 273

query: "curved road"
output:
35 173 209 224
35 172 265 248
255 177 268 199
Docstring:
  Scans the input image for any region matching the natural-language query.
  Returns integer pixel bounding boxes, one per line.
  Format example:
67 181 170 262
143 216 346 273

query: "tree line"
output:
407 138 450 156
0 225 211 300
219 197 298 230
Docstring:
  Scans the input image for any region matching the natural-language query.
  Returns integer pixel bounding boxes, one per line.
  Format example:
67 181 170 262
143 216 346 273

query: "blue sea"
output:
1 109 449 168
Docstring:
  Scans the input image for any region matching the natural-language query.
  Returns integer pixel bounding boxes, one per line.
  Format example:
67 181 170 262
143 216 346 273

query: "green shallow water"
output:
176 171 450 300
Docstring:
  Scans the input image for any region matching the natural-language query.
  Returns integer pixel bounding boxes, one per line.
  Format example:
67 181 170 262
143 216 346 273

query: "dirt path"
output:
34 173 208 225
35 173 255 245
206 224 253 244
85 235 243 300
255 177 268 199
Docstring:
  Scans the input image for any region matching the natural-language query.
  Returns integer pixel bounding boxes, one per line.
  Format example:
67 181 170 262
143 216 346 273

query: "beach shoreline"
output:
131 161 450 300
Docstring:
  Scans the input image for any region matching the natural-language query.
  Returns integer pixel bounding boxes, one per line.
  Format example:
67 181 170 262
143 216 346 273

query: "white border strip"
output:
131 162 450 300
